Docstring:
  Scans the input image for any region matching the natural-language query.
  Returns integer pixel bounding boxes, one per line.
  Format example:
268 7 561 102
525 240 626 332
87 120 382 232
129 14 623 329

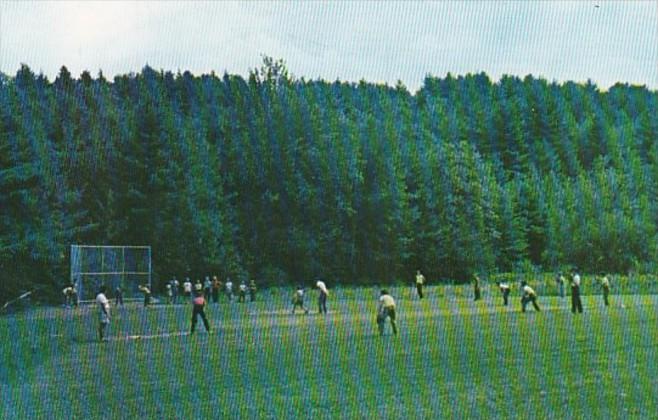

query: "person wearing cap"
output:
377 290 397 336
190 290 211 334
291 285 309 314
599 273 611 307
570 269 583 314
415 270 426 299
497 281 511 306
96 285 111 342
520 281 540 312
316 280 329 314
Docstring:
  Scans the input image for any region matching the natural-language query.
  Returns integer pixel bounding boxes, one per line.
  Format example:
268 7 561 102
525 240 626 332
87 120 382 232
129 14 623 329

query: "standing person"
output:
497 281 511 306
171 276 180 304
96 286 111 342
194 279 203 295
415 270 425 299
165 283 173 304
599 273 611 307
473 274 482 301
570 269 584 314
248 279 257 302
316 280 329 314
238 281 247 303
225 278 234 301
190 291 211 334
520 281 541 312
377 290 397 336
204 276 212 301
62 284 78 308
556 272 566 298
211 276 221 304
291 286 309 314
115 286 124 306
183 278 193 299
138 284 152 307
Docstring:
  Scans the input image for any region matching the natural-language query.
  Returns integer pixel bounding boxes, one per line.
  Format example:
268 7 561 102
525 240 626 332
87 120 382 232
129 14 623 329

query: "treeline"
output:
1 58 657 300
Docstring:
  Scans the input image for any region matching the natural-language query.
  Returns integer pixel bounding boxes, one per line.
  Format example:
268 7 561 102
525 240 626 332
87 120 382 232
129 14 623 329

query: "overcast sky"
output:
1 1 656 91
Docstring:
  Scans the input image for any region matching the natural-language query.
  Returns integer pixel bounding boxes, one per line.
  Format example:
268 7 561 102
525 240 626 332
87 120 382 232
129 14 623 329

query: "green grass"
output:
1 286 656 419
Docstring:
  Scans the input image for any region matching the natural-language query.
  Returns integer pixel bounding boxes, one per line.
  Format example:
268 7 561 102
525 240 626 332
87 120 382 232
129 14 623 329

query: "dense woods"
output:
1 59 657 300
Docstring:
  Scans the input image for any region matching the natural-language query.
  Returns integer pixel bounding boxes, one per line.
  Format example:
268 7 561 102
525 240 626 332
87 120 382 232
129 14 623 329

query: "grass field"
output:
1 286 657 419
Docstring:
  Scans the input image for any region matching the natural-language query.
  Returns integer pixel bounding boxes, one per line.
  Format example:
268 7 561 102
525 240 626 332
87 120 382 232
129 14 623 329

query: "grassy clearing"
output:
1 286 656 419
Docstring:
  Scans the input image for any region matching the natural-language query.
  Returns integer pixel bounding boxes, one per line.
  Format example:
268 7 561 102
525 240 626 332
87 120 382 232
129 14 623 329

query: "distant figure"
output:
138 284 152 307
570 270 583 314
473 274 482 301
62 284 78 308
556 272 566 298
521 281 540 312
238 281 247 303
171 277 180 303
377 290 397 336
211 276 221 303
415 270 425 299
497 282 511 306
225 279 234 301
165 283 173 304
96 285 111 342
316 280 329 314
204 276 212 301
194 279 203 294
599 273 610 307
115 286 124 306
183 278 193 298
190 291 211 334
248 280 257 302
291 286 309 314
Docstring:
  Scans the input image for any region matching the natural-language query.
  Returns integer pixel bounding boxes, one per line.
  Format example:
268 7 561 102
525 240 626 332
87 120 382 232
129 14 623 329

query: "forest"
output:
1 58 657 300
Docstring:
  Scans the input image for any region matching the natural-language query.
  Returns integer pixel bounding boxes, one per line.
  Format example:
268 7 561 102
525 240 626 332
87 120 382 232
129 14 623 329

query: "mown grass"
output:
1 286 656 419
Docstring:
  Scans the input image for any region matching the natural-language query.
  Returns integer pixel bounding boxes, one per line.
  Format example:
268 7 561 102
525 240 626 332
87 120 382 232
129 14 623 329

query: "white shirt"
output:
183 282 192 293
572 274 581 287
499 283 510 291
601 276 610 287
316 281 329 295
379 294 395 308
522 285 536 296
416 274 425 285
226 282 233 291
96 293 110 314
239 284 247 292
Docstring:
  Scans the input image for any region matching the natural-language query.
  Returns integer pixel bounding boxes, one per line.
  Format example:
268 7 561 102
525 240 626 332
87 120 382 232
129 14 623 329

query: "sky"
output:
0 1 656 91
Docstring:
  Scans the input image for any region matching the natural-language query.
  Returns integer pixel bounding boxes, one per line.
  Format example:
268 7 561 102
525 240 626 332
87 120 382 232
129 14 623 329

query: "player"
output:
238 281 247 303
204 276 212 301
291 286 309 314
138 284 152 307
415 270 425 299
96 285 111 342
190 290 211 334
211 276 221 303
473 274 482 301
377 290 397 336
570 269 583 314
555 272 566 298
171 276 180 303
183 278 193 298
115 286 124 306
62 284 78 308
225 279 234 301
520 281 540 312
497 281 511 306
316 280 329 314
194 279 203 294
165 283 173 304
599 273 610 307
248 279 257 302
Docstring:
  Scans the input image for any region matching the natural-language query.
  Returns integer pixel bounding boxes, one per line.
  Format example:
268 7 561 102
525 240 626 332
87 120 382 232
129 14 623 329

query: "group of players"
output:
80 268 613 342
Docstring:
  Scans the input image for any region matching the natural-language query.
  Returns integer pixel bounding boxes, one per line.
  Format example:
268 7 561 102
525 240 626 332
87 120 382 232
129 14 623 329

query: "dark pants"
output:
416 283 424 299
571 286 583 313
144 294 151 307
205 288 211 301
502 290 510 306
238 291 246 303
212 289 219 303
521 295 540 312
318 292 327 314
474 286 481 301
377 307 397 335
191 305 210 333
602 286 609 306
249 289 256 302
292 300 308 314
